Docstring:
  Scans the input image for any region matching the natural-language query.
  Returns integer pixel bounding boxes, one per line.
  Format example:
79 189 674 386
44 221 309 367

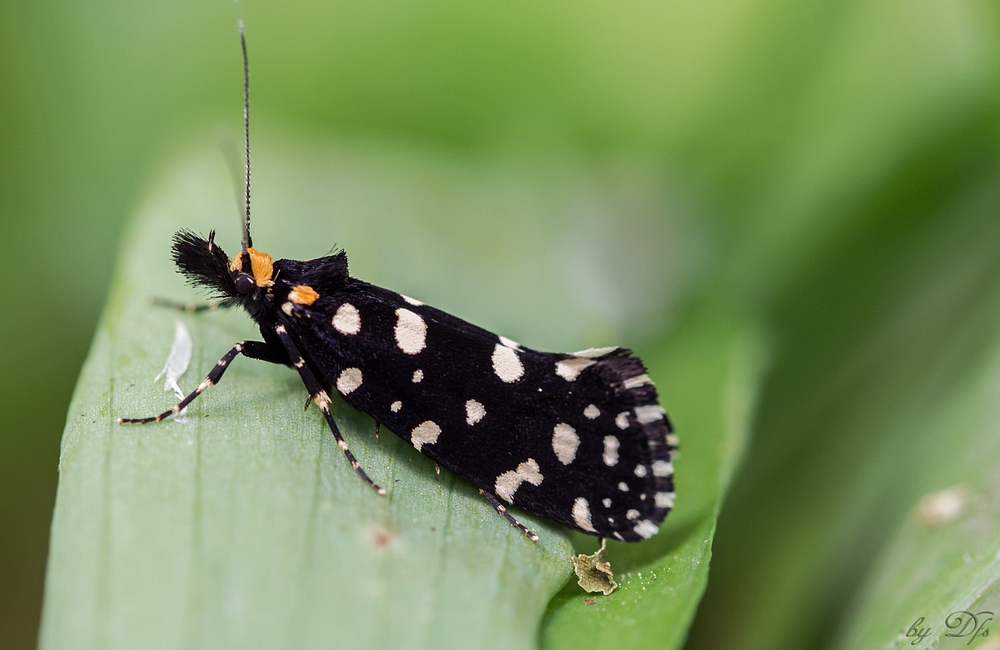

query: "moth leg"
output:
273 325 386 496
241 340 292 365
149 296 227 313
119 340 283 424
481 490 539 543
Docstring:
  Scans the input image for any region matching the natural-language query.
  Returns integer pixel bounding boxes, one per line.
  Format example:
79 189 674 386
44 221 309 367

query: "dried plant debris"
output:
572 538 618 595
154 319 193 422
913 484 970 527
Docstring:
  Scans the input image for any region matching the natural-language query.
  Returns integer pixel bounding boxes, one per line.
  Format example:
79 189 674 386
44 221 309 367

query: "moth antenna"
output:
239 19 253 254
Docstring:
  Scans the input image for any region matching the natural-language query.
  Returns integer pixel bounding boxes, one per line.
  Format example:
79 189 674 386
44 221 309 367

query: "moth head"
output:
171 229 272 300
228 245 275 293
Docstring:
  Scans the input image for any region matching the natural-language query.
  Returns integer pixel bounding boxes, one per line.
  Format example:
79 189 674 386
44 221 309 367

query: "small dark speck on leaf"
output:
584 598 596 605
371 526 395 549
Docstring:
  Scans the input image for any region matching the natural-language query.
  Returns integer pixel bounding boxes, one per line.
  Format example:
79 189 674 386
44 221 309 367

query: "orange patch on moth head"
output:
288 285 320 305
248 248 274 286
229 248 275 287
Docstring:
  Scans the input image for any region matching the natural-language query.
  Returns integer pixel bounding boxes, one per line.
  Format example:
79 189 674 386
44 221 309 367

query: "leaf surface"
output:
40 139 752 650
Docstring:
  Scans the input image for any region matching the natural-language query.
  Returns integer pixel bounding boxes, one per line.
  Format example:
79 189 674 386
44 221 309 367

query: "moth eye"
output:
234 273 255 294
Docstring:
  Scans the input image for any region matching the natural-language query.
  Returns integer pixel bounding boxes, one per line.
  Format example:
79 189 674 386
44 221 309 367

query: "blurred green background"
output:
3 0 1000 649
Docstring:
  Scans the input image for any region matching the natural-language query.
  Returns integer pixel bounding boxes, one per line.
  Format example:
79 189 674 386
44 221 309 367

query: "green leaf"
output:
541 309 769 649
40 143 570 650
835 350 1000 650
40 137 758 649
686 154 1000 649
831 253 1000 647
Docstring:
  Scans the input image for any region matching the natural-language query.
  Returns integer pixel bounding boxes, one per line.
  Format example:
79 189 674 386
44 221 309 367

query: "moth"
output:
121 22 677 543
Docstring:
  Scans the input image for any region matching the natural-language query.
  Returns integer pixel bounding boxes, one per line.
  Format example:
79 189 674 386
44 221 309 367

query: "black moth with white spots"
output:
124 236 677 542
119 23 676 543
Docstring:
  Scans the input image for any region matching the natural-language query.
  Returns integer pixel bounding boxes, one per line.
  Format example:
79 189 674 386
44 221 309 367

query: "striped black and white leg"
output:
482 490 539 542
119 340 284 424
273 324 386 496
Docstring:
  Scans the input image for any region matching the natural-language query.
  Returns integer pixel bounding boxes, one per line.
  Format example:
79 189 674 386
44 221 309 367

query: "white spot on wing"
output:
401 294 423 306
492 344 524 382
395 308 427 354
584 404 600 419
572 497 596 532
666 433 680 447
635 405 666 423
602 498 612 508
626 509 640 520
410 420 441 451
616 412 630 429
494 458 543 503
624 374 652 389
555 357 595 381
412 369 424 383
332 303 361 335
652 460 673 477
465 399 486 425
571 346 617 358
603 436 620 466
499 335 521 349
551 423 580 464
633 520 659 539
336 368 363 395
618 482 629 492
634 464 648 477
655 492 675 509
390 401 402 413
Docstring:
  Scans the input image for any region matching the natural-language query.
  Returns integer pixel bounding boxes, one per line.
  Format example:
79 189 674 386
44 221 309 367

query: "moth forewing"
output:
275 277 676 541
